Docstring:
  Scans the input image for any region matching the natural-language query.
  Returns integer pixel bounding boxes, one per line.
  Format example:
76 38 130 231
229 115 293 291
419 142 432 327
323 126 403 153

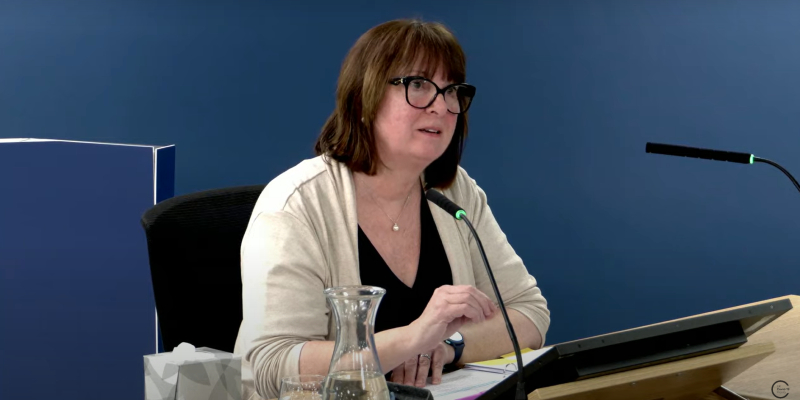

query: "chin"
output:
411 151 448 167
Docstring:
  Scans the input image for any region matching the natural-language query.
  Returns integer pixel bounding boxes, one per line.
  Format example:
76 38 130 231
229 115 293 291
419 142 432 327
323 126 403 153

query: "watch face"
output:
449 332 463 342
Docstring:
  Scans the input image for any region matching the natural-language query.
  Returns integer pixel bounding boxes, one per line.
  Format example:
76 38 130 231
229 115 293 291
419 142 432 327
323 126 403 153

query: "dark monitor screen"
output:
476 298 793 400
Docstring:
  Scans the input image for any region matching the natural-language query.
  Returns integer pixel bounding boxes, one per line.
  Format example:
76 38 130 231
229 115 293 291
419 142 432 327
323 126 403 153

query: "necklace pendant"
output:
392 223 400 232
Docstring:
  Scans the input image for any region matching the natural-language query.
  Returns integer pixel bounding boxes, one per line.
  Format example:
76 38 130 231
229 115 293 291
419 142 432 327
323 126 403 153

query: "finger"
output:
447 295 486 322
430 347 446 385
416 354 432 387
444 287 491 321
404 357 417 386
464 286 496 318
391 366 404 383
455 303 485 323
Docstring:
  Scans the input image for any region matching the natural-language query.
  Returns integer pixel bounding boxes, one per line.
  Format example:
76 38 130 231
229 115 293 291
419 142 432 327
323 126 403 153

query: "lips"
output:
418 127 442 134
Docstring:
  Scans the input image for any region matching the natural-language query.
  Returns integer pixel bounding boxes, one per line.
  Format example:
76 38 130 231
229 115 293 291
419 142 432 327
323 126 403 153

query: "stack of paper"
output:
425 347 552 400
464 347 551 374
425 369 505 400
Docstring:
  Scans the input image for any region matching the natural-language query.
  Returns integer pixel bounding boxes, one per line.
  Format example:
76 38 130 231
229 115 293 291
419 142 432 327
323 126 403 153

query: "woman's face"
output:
372 66 458 172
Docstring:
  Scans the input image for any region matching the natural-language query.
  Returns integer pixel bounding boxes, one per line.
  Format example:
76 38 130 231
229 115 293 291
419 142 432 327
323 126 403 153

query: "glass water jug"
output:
323 286 391 400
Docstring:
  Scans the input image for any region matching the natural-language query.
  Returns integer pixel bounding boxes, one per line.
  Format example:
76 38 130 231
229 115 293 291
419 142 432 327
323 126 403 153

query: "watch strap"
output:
444 337 465 365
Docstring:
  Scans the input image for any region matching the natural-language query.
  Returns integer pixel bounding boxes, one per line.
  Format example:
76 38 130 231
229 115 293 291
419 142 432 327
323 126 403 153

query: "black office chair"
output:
140 184 265 353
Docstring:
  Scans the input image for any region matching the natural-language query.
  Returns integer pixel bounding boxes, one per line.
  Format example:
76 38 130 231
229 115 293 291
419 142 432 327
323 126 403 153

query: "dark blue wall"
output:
2 1 798 348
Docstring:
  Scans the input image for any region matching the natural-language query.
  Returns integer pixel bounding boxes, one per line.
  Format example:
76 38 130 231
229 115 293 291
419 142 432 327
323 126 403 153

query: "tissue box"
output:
144 344 241 400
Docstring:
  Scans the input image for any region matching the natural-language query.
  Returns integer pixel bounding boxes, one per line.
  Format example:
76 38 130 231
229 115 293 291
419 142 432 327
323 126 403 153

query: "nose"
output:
427 92 449 115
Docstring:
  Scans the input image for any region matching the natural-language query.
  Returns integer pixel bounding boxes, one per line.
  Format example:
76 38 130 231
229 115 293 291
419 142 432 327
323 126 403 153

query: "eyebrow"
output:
406 71 456 85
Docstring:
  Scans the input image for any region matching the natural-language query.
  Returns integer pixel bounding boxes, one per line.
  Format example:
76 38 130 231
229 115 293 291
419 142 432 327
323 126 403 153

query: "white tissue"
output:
148 342 217 376
173 342 197 356
170 342 216 362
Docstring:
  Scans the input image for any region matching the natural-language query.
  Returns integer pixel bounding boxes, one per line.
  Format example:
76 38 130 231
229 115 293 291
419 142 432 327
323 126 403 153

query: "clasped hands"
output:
390 285 497 387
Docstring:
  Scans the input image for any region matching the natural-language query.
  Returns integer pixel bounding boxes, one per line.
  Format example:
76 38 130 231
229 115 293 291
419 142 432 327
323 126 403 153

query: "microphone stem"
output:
753 157 800 195
462 216 527 400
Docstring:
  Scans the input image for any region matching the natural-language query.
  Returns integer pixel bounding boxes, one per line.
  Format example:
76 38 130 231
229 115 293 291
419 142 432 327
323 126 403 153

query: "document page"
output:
425 368 508 400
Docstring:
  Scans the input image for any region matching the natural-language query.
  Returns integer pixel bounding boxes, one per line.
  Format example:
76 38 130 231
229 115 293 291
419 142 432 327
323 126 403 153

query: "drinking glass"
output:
280 375 325 400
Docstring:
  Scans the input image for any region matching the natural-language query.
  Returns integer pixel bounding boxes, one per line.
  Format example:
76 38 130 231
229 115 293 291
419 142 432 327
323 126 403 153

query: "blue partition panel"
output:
0 139 175 400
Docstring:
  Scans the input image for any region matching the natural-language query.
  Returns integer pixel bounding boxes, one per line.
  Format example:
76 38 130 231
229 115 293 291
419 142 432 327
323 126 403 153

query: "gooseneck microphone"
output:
425 189 527 400
646 142 800 195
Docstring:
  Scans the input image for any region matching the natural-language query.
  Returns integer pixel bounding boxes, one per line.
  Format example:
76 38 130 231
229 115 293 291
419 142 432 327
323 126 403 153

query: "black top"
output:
359 191 453 334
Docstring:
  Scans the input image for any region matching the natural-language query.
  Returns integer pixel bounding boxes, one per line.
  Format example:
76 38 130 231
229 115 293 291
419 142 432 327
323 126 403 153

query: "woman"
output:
233 19 550 400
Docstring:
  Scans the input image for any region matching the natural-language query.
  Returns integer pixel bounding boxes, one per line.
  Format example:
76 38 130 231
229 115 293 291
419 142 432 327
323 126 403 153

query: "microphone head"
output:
645 142 753 164
425 189 466 220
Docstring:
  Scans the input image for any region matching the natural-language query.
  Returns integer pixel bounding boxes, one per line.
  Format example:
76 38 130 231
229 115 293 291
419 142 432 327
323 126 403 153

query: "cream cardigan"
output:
233 156 550 400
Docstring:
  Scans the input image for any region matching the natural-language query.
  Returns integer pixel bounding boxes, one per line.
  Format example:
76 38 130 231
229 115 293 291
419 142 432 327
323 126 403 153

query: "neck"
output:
355 164 423 203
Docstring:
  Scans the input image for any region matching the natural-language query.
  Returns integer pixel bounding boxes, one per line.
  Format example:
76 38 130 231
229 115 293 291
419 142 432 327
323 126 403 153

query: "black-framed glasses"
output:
389 76 476 114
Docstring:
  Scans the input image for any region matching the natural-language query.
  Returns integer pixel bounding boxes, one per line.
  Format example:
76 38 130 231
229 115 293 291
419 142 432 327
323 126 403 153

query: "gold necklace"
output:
361 179 414 232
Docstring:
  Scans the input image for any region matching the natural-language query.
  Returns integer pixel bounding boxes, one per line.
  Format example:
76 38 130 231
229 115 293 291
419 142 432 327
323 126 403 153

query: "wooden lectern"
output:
528 295 799 400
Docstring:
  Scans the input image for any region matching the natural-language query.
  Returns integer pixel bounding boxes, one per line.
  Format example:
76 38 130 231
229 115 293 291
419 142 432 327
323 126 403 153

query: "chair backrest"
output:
141 184 265 353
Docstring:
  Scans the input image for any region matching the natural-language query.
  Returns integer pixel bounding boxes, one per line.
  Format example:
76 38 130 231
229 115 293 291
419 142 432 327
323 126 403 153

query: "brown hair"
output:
314 19 469 189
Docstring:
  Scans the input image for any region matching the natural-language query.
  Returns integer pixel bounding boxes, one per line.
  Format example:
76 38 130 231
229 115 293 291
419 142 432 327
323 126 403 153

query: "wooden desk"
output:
529 342 774 400
717 295 799 399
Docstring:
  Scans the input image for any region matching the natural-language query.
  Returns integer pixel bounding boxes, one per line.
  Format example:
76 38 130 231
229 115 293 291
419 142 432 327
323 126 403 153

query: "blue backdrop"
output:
2 1 798 348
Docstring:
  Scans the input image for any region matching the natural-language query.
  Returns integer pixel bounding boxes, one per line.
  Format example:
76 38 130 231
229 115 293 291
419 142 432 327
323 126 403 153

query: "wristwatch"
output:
444 332 465 366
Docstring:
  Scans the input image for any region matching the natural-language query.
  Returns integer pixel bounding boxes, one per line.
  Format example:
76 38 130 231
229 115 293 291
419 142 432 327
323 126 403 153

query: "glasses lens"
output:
406 78 436 108
402 78 475 114
444 85 474 114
